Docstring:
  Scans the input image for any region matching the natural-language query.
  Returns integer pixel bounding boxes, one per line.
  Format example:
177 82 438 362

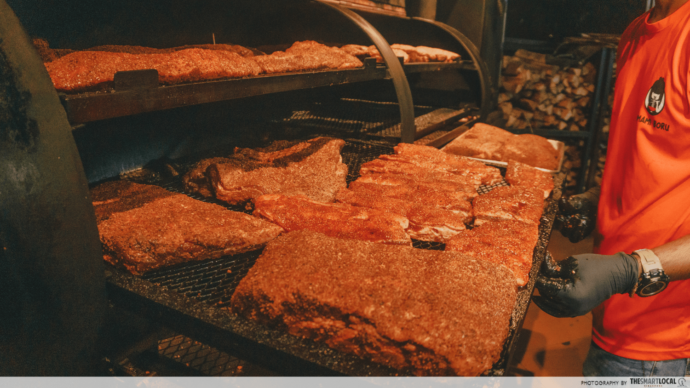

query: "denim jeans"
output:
583 342 690 376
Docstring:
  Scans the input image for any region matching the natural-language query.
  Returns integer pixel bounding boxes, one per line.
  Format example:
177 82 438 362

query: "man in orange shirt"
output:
534 0 690 376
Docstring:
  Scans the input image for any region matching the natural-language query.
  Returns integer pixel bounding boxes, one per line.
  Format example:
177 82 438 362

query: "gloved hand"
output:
555 186 600 243
533 251 639 317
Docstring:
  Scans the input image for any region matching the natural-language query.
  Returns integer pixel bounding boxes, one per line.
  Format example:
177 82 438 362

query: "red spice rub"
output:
336 187 467 242
46 48 262 92
473 186 545 226
92 181 283 275
253 194 411 246
198 137 348 205
231 230 517 376
445 220 540 286
505 159 555 199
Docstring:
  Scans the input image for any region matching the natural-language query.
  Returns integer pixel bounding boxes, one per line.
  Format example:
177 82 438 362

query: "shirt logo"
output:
645 77 666 116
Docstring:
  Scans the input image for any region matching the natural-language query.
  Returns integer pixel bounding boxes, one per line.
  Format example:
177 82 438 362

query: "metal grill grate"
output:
156 335 275 376
273 98 437 139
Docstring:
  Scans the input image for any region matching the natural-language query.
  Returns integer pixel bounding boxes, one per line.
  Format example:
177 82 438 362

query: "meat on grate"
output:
445 220 539 286
472 186 544 226
231 230 517 376
92 181 283 275
505 159 555 199
183 137 348 205
336 187 467 242
253 194 411 245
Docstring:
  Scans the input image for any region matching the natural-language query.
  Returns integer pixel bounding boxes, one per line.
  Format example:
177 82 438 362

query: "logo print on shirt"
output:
644 77 666 116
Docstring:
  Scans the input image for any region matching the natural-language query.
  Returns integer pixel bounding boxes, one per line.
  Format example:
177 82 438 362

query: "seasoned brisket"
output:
92 181 283 275
252 194 411 245
231 230 517 376
473 186 544 226
505 160 555 199
445 220 540 286
336 187 467 242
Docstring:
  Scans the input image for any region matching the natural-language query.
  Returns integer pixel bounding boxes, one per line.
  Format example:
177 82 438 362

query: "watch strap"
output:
634 249 663 274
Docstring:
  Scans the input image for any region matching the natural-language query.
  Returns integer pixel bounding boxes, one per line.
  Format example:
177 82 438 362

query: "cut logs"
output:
497 53 596 133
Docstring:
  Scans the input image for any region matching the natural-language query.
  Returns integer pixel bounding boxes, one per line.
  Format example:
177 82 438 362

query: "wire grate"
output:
156 335 275 376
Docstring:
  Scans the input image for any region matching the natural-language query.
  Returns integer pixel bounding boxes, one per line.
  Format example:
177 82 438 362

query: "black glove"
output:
533 251 639 317
555 186 600 243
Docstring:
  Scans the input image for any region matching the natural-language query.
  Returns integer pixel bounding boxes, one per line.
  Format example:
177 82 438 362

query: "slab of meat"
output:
46 48 262 92
336 188 466 242
91 181 284 275
391 44 460 63
184 137 348 205
231 230 517 376
442 123 560 170
252 194 411 245
356 173 478 200
445 220 539 286
473 186 544 226
367 45 410 63
392 143 503 186
254 41 362 74
348 181 473 218
442 123 514 160
498 134 560 171
360 159 485 188
505 160 555 199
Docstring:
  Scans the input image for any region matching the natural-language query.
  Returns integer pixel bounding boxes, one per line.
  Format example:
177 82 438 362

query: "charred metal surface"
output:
0 0 105 375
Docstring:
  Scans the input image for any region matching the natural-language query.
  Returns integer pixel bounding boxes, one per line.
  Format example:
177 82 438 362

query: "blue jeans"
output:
583 342 690 376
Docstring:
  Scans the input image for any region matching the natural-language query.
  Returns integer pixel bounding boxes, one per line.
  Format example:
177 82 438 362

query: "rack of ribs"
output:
231 230 517 376
360 159 486 188
348 181 473 218
252 194 412 246
356 173 478 200
92 181 284 275
46 49 263 93
336 188 467 242
473 186 545 226
393 143 503 186
253 40 363 74
445 220 539 286
505 160 555 199
183 137 348 205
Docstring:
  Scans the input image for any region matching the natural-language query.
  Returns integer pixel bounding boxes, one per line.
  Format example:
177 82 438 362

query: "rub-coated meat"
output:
356 173 478 199
505 160 555 199
348 181 473 219
473 186 544 226
254 41 362 74
231 230 517 376
336 188 466 242
393 143 503 186
253 194 411 245
46 49 262 92
92 181 283 275
184 137 348 205
443 123 560 170
445 220 539 286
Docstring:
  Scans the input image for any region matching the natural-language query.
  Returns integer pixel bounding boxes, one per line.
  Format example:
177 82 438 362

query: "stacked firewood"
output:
498 50 597 132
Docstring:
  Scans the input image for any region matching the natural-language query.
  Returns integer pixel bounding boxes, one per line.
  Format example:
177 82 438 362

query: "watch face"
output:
639 281 668 297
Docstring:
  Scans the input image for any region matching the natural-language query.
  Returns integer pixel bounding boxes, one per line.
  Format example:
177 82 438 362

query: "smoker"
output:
0 0 559 376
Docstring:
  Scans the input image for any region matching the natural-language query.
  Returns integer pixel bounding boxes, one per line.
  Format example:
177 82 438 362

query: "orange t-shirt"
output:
594 2 690 360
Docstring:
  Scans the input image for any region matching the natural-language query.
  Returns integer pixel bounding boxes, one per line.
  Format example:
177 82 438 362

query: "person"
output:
533 0 690 377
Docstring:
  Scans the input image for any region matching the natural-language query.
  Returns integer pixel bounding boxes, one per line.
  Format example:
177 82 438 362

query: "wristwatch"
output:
630 249 671 297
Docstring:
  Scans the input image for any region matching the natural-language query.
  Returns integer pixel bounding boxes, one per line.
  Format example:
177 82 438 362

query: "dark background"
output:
504 0 646 42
